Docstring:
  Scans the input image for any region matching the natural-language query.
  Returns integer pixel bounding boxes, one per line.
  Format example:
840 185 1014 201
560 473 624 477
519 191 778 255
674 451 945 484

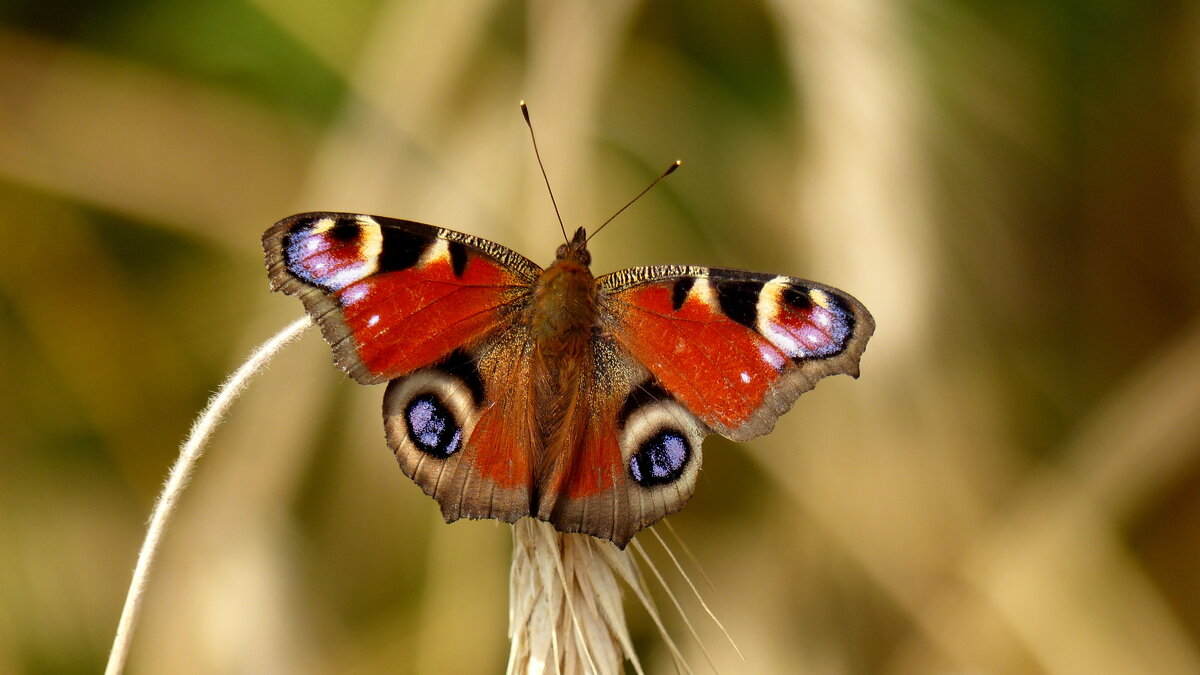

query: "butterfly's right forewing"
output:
599 266 875 442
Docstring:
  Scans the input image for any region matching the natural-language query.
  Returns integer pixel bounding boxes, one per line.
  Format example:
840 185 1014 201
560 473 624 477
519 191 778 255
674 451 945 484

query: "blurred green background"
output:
2 0 1198 673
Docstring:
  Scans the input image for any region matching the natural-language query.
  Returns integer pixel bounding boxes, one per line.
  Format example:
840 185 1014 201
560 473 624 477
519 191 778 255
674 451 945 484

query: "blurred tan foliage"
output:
1 0 1197 673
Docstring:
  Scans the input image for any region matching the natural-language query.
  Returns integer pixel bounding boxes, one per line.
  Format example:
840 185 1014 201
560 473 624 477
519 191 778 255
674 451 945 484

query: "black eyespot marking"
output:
629 430 691 487
617 380 673 428
671 277 695 311
436 349 486 406
405 393 462 458
280 216 369 289
782 284 813 311
716 279 764 329
328 218 361 241
448 241 469 277
379 227 432 272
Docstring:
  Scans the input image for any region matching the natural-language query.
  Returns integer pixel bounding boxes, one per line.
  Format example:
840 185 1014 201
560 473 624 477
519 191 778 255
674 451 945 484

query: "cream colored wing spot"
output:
690 276 718 309
306 216 337 234
419 237 451 269
756 276 804 360
354 215 384 261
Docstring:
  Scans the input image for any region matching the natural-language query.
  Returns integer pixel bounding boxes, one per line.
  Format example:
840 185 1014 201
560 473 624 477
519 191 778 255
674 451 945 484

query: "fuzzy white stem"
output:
104 316 312 675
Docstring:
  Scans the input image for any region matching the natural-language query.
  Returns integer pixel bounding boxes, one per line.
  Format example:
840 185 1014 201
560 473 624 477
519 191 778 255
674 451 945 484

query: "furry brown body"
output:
528 227 598 513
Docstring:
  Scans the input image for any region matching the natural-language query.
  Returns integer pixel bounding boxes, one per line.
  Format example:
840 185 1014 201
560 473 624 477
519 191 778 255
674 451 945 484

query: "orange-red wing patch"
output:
563 427 621 498
536 403 631 544
465 392 535 491
604 281 786 431
336 254 523 380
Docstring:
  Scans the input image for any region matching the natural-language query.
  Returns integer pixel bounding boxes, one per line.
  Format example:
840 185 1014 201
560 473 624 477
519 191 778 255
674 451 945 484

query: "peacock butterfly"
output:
263 162 874 548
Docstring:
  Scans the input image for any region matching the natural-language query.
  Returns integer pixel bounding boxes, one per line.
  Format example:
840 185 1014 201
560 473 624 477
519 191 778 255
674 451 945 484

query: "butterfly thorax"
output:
531 227 596 347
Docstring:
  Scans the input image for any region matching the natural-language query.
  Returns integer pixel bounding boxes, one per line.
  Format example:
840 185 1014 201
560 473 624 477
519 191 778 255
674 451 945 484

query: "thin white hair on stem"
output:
648 528 743 661
630 541 718 673
104 316 313 675
661 520 716 592
592 539 693 674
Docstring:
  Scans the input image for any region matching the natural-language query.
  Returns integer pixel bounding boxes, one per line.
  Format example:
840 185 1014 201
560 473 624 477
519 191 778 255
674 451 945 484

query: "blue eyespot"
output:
629 430 690 487
405 394 462 458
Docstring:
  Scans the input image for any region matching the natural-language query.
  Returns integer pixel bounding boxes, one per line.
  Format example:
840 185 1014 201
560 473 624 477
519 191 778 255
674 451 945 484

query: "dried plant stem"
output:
509 518 647 675
104 316 312 675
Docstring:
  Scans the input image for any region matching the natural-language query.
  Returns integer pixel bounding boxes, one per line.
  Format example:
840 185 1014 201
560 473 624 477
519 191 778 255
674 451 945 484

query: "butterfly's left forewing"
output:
264 212 541 384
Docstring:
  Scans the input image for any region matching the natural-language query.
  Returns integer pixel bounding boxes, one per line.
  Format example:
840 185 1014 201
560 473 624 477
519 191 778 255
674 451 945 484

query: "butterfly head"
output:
555 226 592 268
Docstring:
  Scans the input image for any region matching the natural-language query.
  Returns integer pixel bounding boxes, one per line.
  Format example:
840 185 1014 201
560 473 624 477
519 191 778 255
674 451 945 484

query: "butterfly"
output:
263 207 874 547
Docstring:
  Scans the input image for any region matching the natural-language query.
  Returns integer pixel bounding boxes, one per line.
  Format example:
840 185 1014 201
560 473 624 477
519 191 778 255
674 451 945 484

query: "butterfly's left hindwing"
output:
598 266 875 441
382 338 539 527
264 213 543 526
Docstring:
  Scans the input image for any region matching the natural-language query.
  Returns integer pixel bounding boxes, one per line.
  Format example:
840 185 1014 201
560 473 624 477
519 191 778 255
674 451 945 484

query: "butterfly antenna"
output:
521 101 570 245
588 160 682 243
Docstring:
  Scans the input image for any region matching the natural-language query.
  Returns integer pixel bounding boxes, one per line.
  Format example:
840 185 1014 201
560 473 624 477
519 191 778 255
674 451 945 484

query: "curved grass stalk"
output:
104 316 312 675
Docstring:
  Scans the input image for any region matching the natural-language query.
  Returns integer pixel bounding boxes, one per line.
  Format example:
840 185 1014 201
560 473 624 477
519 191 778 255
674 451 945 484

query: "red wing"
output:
263 212 541 384
531 339 708 548
599 266 875 441
383 338 537 526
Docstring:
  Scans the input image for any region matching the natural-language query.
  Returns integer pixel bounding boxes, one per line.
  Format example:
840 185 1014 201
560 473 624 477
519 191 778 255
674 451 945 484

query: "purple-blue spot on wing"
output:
768 283 855 360
405 394 462 458
282 216 374 291
630 430 691 487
